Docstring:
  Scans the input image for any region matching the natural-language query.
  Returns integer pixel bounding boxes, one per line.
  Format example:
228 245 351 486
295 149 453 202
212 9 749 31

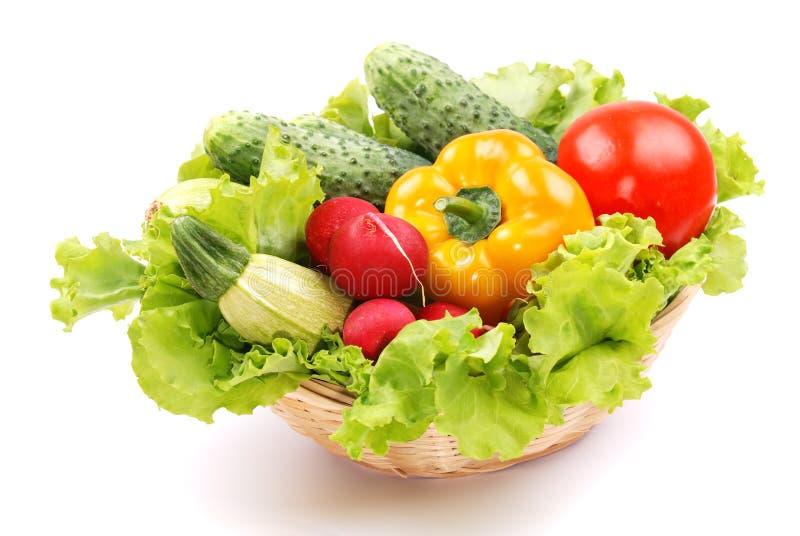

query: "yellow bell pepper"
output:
385 129 594 324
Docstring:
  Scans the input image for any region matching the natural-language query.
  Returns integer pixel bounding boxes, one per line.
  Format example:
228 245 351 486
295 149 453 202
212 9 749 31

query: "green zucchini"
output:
203 111 430 208
171 216 353 347
364 42 558 162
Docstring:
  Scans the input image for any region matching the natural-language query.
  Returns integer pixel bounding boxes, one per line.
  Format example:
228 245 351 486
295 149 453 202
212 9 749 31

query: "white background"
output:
3 1 797 534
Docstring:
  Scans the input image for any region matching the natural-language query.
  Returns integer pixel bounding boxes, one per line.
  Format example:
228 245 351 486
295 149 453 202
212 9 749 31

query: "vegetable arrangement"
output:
51 43 762 462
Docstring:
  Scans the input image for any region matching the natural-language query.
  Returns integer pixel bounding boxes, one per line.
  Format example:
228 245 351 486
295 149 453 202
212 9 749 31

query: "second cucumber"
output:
204 111 430 208
364 42 558 163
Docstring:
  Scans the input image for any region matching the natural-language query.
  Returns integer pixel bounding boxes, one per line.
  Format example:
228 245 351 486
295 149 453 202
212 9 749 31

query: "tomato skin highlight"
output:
557 101 717 257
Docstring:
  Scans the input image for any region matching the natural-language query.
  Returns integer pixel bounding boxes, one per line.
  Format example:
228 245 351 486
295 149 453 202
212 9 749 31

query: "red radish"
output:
343 299 416 361
328 212 428 300
417 302 486 337
305 197 379 268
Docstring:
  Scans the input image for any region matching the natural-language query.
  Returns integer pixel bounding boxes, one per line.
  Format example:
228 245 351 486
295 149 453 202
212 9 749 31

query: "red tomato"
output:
558 101 716 257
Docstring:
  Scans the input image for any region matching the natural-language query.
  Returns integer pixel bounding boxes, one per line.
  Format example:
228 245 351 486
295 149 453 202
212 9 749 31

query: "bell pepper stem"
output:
434 196 485 224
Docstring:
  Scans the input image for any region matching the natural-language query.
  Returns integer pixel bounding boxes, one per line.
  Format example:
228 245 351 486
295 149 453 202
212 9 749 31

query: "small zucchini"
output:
170 216 352 347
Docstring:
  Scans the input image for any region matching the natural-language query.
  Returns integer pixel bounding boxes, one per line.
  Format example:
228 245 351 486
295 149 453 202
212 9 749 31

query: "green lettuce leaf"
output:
545 340 652 410
699 206 747 295
656 93 764 202
701 123 763 202
177 144 225 182
473 62 573 129
648 237 713 299
474 60 625 141
530 213 664 295
139 264 197 311
372 112 418 151
653 93 709 122
321 79 419 151
254 127 325 260
525 262 664 410
216 338 309 391
434 324 548 461
521 216 666 411
553 60 625 141
51 233 145 331
302 332 373 396
320 79 374 136
130 281 309 423
646 206 746 297
530 211 748 305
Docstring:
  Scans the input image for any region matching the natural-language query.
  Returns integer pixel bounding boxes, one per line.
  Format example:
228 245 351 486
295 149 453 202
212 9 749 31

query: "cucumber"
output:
203 111 430 208
364 42 558 162
171 216 352 347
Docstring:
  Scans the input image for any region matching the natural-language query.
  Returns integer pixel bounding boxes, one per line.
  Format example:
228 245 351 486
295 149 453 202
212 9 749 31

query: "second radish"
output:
328 212 428 300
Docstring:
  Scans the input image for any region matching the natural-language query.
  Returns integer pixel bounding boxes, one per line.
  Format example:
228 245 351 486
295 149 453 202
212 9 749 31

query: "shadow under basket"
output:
272 285 700 478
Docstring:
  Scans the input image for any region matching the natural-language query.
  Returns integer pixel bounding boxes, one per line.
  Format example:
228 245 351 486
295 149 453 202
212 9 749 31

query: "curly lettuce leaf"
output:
656 93 763 202
130 278 309 422
474 60 625 141
254 127 325 260
51 233 145 331
699 207 747 295
653 93 709 122
522 216 666 410
648 237 713 299
554 60 625 141
302 332 373 396
525 262 664 410
372 112 418 151
139 264 197 311
545 340 652 410
645 206 746 296
702 124 763 202
177 144 225 182
473 62 573 129
530 213 663 296
320 79 374 136
216 338 309 391
321 79 419 151
434 324 548 461
531 212 748 305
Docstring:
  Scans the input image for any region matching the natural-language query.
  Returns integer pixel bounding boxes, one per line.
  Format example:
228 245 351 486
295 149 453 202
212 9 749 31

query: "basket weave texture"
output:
272 285 699 478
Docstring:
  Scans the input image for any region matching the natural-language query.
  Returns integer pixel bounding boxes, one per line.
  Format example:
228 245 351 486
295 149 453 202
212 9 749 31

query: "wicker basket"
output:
272 285 699 478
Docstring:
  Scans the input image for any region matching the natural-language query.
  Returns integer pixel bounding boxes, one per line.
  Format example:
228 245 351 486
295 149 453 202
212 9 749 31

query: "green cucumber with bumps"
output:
203 111 430 208
364 42 558 162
